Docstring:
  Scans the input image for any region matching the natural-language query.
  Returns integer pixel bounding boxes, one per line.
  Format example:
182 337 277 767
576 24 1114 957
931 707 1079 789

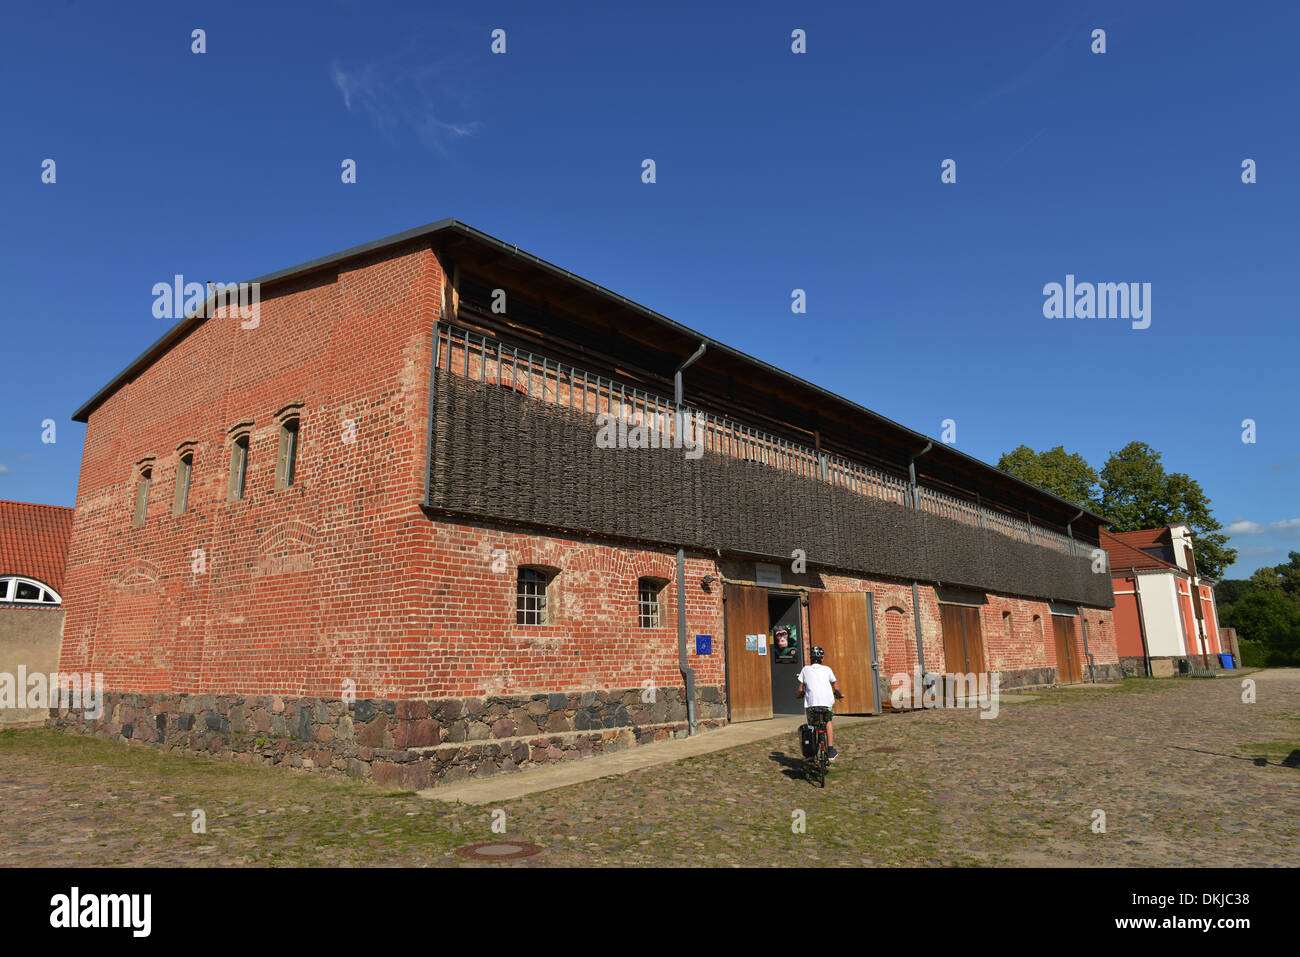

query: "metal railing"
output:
435 322 1087 555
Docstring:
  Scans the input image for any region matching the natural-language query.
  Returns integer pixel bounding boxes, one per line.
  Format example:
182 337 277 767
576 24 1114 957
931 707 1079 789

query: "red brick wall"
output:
816 570 1115 687
398 518 725 698
61 243 444 695
62 241 728 703
62 238 1118 705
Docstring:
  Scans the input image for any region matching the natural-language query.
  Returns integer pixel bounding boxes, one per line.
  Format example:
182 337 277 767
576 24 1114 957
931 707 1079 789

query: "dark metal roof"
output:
71 218 1110 525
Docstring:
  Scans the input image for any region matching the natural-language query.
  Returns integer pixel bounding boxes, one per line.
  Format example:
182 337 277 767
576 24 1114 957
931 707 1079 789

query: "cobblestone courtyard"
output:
1 670 1296 867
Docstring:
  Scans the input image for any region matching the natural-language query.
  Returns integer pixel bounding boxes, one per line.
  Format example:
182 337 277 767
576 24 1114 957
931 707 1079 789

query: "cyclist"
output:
796 645 844 760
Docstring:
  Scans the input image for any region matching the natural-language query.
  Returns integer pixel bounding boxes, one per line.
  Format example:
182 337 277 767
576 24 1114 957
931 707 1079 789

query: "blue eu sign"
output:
695 635 712 656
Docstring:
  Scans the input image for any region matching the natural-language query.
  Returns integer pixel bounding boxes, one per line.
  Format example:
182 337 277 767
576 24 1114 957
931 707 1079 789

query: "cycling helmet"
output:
810 645 826 663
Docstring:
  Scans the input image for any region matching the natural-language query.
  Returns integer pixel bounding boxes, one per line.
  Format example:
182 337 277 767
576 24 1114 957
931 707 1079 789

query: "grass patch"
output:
1009 675 1177 706
1242 738 1300 766
0 729 478 866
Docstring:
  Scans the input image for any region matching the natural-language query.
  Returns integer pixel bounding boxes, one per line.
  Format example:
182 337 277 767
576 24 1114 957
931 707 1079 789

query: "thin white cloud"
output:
0 464 9 475
1227 517 1300 537
1273 519 1300 538
330 58 482 154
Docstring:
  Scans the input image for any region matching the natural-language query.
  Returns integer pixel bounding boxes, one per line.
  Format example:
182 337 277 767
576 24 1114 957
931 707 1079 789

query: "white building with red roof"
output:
1104 525 1226 676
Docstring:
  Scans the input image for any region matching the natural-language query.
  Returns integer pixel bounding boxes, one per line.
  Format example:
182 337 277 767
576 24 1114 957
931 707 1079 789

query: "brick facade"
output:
57 227 1119 783
60 242 442 695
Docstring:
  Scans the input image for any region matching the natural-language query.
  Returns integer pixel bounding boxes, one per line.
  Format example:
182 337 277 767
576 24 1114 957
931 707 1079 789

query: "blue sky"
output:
2 0 1296 578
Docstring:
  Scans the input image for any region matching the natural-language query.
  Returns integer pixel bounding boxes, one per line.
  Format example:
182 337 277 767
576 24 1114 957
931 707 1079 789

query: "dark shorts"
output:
805 706 833 724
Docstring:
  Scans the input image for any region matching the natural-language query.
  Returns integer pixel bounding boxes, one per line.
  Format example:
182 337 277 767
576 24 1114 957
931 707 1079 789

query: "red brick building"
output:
56 220 1119 786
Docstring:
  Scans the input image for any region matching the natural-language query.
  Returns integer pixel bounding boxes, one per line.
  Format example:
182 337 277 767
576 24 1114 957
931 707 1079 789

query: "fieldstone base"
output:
996 667 1058 691
47 686 728 789
1119 655 1196 678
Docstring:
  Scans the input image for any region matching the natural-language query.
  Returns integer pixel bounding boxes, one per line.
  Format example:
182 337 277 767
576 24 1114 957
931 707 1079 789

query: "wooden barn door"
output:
724 584 773 722
940 604 986 674
808 591 880 714
1053 616 1081 684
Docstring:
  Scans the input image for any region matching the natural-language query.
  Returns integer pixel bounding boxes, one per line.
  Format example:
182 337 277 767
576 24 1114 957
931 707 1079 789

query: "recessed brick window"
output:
276 417 299 489
229 434 250 501
517 567 555 625
638 578 666 628
132 466 152 525
173 453 193 516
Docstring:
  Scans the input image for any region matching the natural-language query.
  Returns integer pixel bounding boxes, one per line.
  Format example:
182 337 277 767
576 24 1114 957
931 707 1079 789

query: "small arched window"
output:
276 416 300 489
229 433 250 501
174 451 194 516
133 465 152 525
0 576 62 605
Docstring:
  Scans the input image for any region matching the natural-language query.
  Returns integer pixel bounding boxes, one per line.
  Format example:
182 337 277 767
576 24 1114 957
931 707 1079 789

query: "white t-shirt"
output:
797 663 837 708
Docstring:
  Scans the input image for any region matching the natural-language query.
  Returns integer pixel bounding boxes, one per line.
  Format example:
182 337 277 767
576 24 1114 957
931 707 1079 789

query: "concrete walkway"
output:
418 714 872 805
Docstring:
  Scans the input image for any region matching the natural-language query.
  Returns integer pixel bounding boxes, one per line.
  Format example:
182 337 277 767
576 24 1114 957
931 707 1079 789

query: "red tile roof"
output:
0 500 74 593
1109 527 1170 550
1101 528 1180 574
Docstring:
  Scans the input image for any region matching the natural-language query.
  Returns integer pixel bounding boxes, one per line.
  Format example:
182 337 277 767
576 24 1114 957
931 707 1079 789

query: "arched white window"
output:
0 576 62 605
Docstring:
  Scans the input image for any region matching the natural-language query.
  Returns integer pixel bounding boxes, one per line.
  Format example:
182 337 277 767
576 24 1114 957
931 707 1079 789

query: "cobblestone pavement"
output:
1 670 1295 867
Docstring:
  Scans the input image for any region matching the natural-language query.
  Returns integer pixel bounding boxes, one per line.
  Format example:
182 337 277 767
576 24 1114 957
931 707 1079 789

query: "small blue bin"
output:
1218 653 1235 669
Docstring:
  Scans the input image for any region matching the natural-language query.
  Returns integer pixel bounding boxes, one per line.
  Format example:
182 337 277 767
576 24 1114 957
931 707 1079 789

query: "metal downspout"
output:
911 581 928 676
674 342 707 735
1066 511 1096 681
907 441 934 692
1067 508 1084 556
1079 611 1097 683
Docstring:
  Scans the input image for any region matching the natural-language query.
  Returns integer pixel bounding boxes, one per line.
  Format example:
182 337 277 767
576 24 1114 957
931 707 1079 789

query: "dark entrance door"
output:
769 593 804 715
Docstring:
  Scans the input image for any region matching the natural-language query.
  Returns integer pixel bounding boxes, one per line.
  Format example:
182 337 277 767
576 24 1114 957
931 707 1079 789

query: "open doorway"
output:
769 592 804 715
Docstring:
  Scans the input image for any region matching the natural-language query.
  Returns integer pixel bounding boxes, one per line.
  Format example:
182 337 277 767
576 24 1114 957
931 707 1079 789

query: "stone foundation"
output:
1089 661 1125 683
995 663 1124 689
997 667 1058 690
997 662 1125 688
1119 655 1194 678
882 662 1127 709
48 686 728 789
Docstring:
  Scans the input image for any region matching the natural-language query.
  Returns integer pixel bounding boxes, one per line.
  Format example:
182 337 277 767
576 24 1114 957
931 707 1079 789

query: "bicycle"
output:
803 706 834 788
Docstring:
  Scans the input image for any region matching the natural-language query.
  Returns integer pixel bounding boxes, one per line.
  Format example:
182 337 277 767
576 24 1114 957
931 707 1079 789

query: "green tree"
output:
995 445 1100 511
1098 442 1237 580
1214 578 1251 622
1274 551 1300 597
1250 566 1284 592
1221 589 1300 648
1215 579 1252 607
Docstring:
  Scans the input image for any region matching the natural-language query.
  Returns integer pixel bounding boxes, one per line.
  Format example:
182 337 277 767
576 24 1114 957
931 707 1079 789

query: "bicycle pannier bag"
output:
799 723 817 758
